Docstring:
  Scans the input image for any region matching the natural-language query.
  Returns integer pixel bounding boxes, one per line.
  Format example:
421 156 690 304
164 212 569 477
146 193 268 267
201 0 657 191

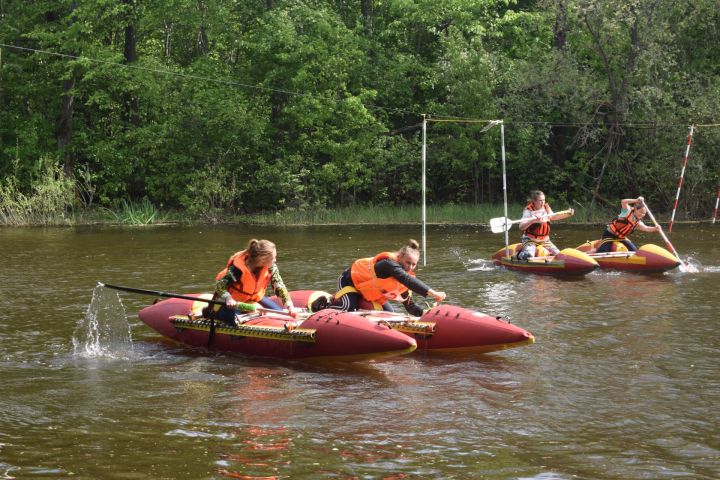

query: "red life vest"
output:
350 252 415 305
215 250 270 303
608 210 639 239
523 202 552 241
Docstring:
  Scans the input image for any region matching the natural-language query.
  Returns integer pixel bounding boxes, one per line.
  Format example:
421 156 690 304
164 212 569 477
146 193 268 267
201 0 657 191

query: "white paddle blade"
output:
489 216 513 233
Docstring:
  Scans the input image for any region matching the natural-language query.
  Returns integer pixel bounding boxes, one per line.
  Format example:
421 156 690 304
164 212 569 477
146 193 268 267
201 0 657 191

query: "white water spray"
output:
72 285 135 359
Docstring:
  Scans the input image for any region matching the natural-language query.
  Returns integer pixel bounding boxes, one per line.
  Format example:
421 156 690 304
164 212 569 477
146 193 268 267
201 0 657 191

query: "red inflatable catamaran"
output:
137 293 417 361
286 290 535 355
104 284 534 361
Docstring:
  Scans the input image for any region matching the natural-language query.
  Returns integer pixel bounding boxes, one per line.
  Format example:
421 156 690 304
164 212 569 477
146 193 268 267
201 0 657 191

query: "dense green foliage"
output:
1 0 719 223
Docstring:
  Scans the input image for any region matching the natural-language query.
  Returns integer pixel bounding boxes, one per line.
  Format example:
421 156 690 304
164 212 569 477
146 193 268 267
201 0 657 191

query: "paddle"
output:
588 251 636 259
489 209 572 234
639 204 685 266
98 282 296 317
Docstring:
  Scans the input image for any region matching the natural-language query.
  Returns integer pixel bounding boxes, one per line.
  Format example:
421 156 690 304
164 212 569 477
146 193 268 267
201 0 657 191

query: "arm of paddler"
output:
399 291 425 317
378 260 447 305
268 263 298 311
517 208 539 231
234 302 257 313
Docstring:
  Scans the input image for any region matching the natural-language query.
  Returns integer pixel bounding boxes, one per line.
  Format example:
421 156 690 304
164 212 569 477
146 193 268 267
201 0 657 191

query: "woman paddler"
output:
328 239 446 316
516 190 574 260
207 239 296 325
594 196 660 253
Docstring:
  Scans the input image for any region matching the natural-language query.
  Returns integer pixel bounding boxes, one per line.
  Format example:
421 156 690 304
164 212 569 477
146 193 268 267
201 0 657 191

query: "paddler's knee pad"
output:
308 291 333 312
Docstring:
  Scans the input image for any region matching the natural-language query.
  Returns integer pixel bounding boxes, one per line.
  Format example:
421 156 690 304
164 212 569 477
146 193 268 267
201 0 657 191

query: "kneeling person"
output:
330 239 446 316
596 197 659 253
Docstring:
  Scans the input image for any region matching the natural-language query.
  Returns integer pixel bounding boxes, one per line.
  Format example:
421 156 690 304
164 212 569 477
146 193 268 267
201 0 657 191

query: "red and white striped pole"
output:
713 181 720 224
669 125 695 232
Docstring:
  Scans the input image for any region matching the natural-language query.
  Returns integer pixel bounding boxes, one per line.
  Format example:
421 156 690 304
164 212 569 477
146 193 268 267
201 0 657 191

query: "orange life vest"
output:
215 250 270 303
350 252 415 305
608 210 639 239
523 202 552 241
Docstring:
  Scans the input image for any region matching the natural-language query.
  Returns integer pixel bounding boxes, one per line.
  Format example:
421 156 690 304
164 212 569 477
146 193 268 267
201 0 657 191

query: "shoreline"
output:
0 219 712 228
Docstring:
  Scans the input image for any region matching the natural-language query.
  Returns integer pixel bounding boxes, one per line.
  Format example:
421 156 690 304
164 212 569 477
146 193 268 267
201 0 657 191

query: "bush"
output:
0 159 77 226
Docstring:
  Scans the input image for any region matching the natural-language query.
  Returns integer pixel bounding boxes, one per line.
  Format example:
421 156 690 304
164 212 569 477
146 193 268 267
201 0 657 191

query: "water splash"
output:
72 285 134 359
467 262 496 272
679 256 701 273
466 258 496 271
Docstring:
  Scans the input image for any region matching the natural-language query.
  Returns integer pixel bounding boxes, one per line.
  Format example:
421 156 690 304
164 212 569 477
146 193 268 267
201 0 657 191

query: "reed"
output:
0 162 77 226
105 198 167 225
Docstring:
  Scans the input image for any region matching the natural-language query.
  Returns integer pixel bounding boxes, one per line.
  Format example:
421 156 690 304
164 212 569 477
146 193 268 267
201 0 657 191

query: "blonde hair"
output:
245 239 276 268
529 190 545 202
398 239 420 259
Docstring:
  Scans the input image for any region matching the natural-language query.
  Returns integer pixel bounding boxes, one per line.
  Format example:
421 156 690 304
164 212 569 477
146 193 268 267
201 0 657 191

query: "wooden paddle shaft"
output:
641 205 682 262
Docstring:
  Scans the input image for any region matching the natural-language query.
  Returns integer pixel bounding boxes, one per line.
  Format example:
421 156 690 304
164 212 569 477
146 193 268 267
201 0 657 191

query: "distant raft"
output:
137 294 417 361
575 240 681 273
285 290 535 354
491 244 599 276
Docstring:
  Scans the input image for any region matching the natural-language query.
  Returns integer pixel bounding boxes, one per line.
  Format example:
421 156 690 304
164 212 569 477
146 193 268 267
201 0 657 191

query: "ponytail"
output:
245 239 276 268
398 239 420 257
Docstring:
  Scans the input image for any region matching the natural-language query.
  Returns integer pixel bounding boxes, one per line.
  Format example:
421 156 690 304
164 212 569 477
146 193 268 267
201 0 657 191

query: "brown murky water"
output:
0 224 718 479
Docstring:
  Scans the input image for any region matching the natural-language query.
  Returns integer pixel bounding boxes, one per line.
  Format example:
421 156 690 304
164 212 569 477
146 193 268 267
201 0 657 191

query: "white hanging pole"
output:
421 115 427 266
713 181 720 224
500 120 509 256
669 125 695 232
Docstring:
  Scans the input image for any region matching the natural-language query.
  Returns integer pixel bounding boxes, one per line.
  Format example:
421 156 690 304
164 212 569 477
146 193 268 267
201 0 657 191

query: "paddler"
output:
207 239 296 325
328 239 446 316
594 196 660 253
517 190 574 260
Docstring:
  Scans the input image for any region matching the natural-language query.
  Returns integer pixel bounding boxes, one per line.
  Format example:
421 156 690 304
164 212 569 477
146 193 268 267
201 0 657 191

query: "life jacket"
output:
215 250 270 303
608 210 639 239
523 202 552 241
350 252 415 305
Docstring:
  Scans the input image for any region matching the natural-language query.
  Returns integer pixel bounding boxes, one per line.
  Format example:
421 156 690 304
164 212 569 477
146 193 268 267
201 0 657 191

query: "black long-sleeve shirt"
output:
374 259 431 295
373 259 431 316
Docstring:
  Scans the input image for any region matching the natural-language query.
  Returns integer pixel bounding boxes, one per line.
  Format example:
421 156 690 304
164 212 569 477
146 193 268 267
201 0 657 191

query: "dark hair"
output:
245 239 276 268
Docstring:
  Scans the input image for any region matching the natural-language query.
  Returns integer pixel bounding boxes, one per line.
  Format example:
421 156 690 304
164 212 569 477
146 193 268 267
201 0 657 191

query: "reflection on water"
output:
0 224 719 479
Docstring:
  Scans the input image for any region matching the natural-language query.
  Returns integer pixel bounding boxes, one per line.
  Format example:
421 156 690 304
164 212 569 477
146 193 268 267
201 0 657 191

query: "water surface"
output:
0 224 718 479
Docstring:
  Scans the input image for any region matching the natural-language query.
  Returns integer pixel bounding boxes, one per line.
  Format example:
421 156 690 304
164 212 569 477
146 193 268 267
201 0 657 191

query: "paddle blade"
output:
489 217 513 233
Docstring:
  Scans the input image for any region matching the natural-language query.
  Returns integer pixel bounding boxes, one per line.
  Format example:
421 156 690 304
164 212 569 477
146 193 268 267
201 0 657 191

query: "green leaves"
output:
1 0 719 220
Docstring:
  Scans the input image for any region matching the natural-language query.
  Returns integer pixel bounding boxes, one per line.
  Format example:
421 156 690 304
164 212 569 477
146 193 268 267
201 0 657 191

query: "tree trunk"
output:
55 2 78 177
57 76 76 177
549 0 569 175
361 0 373 35
552 0 568 49
196 1 208 56
123 11 140 127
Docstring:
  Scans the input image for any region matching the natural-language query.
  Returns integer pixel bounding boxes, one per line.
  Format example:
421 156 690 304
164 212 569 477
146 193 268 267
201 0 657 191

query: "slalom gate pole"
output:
500 121 509 256
669 125 695 232
421 115 427 266
714 181 720 224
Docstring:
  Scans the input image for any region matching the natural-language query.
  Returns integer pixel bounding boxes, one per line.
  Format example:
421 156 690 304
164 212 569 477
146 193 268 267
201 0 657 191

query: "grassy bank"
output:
236 203 614 226
0 163 671 227
0 200 617 227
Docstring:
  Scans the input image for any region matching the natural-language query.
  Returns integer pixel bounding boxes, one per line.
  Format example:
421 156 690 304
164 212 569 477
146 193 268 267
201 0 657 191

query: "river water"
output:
0 224 718 479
